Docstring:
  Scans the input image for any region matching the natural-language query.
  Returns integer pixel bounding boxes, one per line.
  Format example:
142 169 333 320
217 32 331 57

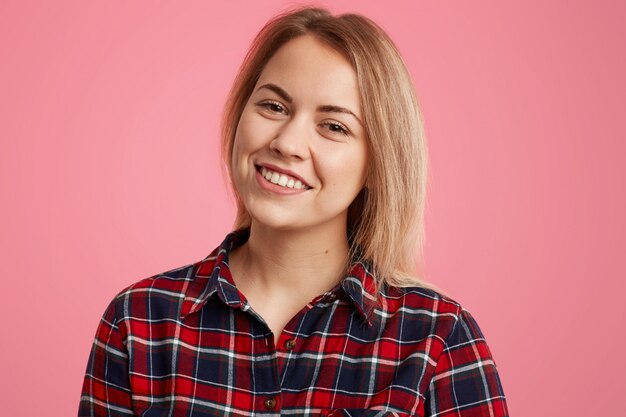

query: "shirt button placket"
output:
256 334 281 414
284 338 296 351
264 397 277 410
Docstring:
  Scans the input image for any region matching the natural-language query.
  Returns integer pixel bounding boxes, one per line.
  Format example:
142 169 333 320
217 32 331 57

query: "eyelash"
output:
256 100 351 136
320 121 349 136
257 100 286 114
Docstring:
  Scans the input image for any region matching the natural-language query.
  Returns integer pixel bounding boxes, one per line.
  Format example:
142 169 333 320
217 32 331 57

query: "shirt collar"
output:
180 229 379 326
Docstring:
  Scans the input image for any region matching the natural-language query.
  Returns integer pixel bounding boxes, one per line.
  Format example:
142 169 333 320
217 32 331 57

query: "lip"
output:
255 163 313 188
255 169 310 195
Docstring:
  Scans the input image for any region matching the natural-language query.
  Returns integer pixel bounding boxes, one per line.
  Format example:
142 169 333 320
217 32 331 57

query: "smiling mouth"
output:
257 166 312 190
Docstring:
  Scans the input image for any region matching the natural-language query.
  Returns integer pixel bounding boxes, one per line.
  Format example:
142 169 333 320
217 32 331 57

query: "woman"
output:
79 7 508 417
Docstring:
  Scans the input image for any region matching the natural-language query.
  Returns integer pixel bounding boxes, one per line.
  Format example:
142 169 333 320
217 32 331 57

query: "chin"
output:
251 210 347 236
251 220 305 233
244 204 297 230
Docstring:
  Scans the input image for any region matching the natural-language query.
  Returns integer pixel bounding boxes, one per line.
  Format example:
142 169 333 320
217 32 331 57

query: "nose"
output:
269 116 311 161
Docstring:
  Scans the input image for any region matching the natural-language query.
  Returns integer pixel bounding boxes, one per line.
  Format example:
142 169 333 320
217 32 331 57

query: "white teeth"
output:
258 166 309 190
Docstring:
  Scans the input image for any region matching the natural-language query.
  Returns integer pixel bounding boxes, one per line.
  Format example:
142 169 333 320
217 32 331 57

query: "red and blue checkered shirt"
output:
79 229 508 416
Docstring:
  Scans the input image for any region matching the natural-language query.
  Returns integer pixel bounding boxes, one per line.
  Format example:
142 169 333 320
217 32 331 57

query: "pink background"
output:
1 0 624 415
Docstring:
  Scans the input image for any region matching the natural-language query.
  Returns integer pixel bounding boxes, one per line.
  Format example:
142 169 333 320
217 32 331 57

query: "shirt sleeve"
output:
425 308 509 417
78 298 136 416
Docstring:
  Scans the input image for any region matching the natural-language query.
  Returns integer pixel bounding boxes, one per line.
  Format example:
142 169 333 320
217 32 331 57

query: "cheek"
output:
232 114 256 166
234 111 271 155
231 135 254 189
231 135 243 174
318 147 368 191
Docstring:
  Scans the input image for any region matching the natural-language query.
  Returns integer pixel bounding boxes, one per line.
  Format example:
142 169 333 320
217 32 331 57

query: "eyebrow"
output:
257 83 292 103
317 105 363 126
256 83 363 126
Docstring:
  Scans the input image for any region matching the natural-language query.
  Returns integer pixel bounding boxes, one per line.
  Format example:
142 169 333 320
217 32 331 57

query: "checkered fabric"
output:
79 229 508 416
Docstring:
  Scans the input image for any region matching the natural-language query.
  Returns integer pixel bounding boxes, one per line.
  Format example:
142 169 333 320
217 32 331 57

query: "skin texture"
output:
228 35 369 343
231 34 368 234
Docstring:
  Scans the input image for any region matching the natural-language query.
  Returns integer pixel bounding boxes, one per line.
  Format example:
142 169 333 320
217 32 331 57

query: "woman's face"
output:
231 35 369 233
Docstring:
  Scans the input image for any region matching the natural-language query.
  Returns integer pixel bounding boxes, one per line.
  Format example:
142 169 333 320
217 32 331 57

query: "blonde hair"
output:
221 7 430 289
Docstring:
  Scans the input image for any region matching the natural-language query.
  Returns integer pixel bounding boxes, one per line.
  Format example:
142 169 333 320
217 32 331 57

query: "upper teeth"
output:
261 167 310 189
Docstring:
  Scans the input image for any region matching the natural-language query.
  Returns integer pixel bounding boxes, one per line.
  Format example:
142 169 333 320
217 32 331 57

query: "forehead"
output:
256 35 361 110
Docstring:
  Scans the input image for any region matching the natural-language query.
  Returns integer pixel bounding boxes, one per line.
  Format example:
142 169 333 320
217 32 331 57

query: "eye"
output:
320 121 350 136
256 100 288 115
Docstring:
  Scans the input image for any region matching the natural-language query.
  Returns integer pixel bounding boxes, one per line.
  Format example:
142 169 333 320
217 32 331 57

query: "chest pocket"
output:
321 409 417 417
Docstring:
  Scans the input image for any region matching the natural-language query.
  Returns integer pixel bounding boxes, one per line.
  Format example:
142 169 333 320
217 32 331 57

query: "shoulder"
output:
106 258 210 322
116 261 199 299
382 285 464 320
379 285 484 345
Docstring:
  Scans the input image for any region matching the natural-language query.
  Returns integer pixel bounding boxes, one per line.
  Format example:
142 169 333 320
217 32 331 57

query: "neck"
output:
231 220 350 298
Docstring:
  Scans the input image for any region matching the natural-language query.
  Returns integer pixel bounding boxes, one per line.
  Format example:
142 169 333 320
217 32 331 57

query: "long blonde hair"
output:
221 7 429 289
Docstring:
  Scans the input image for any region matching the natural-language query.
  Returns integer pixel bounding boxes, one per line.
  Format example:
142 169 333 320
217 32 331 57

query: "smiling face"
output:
231 34 369 234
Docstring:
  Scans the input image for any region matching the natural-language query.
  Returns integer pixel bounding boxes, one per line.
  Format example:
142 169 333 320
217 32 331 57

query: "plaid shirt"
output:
79 229 508 416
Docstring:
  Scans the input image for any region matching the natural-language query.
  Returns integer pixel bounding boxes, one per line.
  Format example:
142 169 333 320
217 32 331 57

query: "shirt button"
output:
264 397 277 409
284 338 296 351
